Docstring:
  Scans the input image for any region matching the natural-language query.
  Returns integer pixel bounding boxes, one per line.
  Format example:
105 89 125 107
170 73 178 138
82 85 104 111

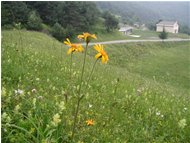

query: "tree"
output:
51 23 65 41
103 11 119 32
26 1 59 26
27 11 42 31
159 28 168 41
1 1 29 27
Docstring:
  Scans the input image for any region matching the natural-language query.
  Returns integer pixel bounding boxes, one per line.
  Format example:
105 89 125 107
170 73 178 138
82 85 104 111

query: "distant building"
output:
119 26 133 35
156 21 179 33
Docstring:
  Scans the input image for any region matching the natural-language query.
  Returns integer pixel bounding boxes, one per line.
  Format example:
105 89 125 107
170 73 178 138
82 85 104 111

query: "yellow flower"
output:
64 38 84 55
77 32 97 43
94 44 109 64
86 119 94 126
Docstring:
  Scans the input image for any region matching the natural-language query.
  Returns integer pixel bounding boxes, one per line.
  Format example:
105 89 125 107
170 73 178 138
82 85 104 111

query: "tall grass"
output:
2 30 190 142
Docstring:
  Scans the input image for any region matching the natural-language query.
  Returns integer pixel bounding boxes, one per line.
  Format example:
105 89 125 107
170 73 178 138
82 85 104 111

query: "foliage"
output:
96 2 189 27
179 25 190 35
27 11 42 31
26 1 59 26
1 1 102 40
159 28 168 40
2 30 190 142
1 1 29 27
103 11 119 32
51 23 65 42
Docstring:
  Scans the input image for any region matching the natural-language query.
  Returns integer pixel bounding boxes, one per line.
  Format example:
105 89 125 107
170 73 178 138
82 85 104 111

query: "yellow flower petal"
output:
67 48 73 55
95 53 102 59
78 45 84 52
91 34 97 39
102 56 106 63
64 38 71 46
94 44 102 52
77 35 84 39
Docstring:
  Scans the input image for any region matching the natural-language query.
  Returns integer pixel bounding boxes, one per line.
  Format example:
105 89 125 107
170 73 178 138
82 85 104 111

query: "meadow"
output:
2 30 190 143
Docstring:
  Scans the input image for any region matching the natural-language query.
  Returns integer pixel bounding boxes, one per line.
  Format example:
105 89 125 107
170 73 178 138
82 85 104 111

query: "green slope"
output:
2 30 190 142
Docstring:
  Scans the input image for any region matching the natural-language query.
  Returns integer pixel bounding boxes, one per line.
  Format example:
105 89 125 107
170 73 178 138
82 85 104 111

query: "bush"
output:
27 11 42 31
51 22 65 41
159 28 168 41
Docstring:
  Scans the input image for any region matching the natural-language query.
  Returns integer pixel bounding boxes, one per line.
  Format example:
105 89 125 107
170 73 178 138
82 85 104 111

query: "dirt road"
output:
88 38 190 45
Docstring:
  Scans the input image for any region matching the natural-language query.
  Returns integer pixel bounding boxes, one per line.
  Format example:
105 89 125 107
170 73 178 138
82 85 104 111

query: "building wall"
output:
156 23 179 33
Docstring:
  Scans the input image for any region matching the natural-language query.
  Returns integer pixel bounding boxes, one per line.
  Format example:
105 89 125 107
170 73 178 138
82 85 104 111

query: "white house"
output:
119 26 133 35
156 21 179 33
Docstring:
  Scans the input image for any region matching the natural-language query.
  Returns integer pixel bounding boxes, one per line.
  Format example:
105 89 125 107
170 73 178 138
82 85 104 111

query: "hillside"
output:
2 30 190 142
96 1 190 26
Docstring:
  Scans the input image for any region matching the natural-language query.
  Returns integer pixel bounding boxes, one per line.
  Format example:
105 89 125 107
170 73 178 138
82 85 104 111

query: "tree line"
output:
2 1 119 41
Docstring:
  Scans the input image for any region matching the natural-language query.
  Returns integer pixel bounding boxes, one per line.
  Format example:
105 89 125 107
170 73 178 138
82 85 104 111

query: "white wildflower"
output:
156 112 161 116
58 101 66 112
2 112 11 123
14 104 20 112
33 98 36 107
51 113 61 127
31 88 37 93
184 107 187 111
178 119 187 129
2 87 7 96
88 104 92 108
15 89 24 95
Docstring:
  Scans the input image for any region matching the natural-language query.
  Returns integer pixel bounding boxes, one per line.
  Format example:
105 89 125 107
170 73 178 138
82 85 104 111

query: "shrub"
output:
27 11 42 31
51 22 65 41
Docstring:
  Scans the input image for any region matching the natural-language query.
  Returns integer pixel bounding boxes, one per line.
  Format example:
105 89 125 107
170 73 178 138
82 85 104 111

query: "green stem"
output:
87 59 98 85
70 53 73 79
78 42 89 94
80 59 98 100
71 96 81 140
71 42 89 140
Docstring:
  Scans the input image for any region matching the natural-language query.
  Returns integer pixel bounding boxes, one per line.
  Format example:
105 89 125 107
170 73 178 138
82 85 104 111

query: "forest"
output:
1 1 119 41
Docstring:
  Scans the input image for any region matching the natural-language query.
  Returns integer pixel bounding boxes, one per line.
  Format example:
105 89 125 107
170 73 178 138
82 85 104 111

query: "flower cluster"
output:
64 32 109 64
63 32 108 139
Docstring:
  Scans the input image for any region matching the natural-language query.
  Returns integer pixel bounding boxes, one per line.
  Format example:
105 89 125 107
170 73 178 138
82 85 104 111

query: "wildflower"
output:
31 88 37 93
88 104 92 108
15 89 24 95
64 38 84 55
38 96 43 99
36 78 40 81
33 98 36 108
156 112 161 116
2 87 7 96
86 119 94 126
14 104 20 112
51 113 61 127
58 101 66 112
178 119 187 129
2 112 11 123
94 44 109 64
29 128 35 134
77 32 97 43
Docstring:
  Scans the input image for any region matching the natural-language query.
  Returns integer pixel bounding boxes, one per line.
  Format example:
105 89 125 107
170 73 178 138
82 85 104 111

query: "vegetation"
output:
27 11 43 31
96 2 189 27
2 30 190 142
102 11 119 32
1 1 119 41
159 29 168 41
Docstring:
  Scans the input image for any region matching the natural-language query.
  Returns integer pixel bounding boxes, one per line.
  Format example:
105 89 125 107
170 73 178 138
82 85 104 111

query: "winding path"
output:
88 38 190 45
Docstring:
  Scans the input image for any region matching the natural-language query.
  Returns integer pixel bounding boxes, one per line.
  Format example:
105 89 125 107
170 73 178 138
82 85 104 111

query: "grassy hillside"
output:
2 30 190 142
